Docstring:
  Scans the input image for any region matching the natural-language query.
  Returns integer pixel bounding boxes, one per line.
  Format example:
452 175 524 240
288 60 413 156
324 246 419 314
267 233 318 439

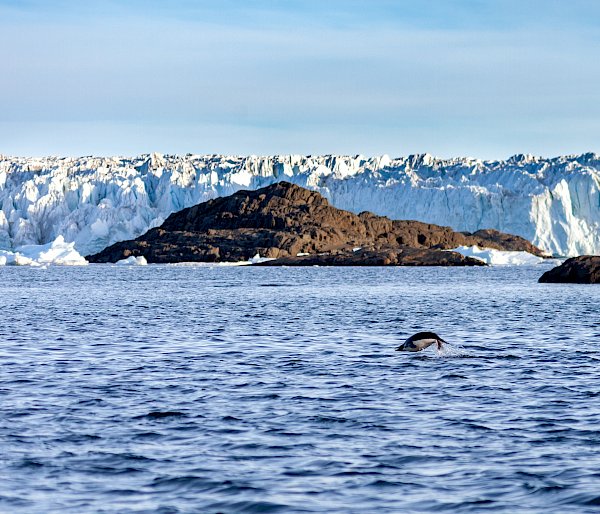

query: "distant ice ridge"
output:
451 246 545 266
1 152 599 257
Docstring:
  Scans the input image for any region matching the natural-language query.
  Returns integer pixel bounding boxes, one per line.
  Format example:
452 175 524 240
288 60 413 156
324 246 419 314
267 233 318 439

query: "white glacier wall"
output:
0 152 599 257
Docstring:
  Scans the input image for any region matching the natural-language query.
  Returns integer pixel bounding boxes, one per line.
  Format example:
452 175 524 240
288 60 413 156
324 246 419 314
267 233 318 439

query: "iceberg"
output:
115 256 148 266
0 236 88 266
451 246 545 265
247 253 276 265
1 152 599 257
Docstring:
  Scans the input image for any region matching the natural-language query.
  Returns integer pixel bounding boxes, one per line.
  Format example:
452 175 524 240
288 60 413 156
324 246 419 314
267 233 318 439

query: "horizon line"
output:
2 150 600 163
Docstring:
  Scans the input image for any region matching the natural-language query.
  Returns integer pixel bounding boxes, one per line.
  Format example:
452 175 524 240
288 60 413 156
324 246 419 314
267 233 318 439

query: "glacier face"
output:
0 152 599 257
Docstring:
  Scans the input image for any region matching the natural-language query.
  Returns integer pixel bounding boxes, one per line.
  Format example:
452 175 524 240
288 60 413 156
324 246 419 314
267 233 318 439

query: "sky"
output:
1 0 600 159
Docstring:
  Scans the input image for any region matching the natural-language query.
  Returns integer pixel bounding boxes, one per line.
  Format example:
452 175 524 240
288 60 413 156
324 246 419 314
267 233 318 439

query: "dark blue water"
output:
1 265 599 513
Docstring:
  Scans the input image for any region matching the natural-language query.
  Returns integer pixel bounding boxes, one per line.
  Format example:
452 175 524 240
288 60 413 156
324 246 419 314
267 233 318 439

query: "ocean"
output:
1 264 599 513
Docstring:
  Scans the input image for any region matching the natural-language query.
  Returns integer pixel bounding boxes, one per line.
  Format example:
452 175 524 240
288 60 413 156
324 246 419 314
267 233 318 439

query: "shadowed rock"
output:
254 247 485 267
87 181 544 265
539 256 600 284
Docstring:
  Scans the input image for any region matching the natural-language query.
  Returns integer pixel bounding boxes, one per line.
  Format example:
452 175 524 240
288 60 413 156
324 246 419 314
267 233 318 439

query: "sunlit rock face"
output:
1 152 599 256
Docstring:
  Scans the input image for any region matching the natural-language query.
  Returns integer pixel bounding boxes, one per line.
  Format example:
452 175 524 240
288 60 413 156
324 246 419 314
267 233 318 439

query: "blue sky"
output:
1 0 600 158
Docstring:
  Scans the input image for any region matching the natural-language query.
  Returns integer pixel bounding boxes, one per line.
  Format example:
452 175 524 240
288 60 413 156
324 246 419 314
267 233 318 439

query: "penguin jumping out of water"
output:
396 332 447 352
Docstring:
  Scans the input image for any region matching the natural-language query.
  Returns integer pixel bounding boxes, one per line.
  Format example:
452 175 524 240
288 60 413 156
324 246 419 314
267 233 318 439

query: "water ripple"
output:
1 264 599 513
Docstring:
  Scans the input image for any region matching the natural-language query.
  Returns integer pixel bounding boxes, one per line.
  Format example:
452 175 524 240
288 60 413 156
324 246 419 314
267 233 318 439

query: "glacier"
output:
0 152 599 257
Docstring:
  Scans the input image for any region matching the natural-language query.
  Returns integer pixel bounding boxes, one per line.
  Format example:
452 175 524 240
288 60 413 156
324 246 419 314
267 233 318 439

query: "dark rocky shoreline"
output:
539 256 600 284
87 181 544 266
254 247 485 267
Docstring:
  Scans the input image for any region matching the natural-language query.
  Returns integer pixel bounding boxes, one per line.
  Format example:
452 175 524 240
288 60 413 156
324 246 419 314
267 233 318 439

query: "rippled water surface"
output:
1 265 600 513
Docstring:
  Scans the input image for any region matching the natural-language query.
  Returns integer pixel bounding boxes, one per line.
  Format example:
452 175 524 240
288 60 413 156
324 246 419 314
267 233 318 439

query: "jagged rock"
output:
87 182 544 265
538 256 600 284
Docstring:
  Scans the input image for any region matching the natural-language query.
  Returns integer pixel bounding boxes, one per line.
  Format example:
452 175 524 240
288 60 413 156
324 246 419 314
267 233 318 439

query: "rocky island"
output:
87 181 544 266
538 256 600 284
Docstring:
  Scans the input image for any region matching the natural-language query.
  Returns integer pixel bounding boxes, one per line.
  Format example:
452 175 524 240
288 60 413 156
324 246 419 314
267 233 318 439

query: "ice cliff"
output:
1 152 599 257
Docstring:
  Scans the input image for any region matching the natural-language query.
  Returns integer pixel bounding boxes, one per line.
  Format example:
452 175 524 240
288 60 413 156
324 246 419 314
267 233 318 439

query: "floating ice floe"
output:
166 253 276 267
247 253 276 265
116 256 148 266
450 246 545 265
217 253 276 266
0 236 88 266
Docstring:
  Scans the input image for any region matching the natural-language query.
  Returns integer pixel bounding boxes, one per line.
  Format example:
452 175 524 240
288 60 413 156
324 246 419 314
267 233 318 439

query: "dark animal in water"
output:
396 332 447 352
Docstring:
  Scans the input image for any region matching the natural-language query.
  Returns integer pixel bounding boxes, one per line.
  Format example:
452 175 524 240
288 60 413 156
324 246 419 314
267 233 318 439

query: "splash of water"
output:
433 342 469 358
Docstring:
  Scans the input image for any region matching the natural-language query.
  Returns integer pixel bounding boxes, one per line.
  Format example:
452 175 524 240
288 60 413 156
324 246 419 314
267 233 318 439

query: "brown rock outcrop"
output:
87 181 544 265
254 247 485 267
538 256 600 284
